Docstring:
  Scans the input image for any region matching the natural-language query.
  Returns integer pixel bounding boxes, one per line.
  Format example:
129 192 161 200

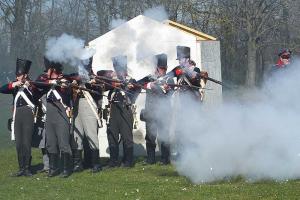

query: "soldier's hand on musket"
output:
59 78 68 88
49 80 58 85
12 80 23 88
71 80 78 85
199 71 209 83
58 74 64 79
200 71 208 79
24 80 30 87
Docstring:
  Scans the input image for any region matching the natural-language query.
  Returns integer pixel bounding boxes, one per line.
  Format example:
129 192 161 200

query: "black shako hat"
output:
176 46 190 60
278 48 292 57
112 55 127 72
155 53 168 69
16 58 32 75
44 56 63 72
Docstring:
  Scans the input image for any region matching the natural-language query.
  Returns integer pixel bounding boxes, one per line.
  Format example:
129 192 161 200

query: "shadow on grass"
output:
30 163 44 174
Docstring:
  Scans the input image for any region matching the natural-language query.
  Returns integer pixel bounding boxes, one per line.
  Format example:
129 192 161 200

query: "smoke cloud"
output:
163 59 300 183
45 33 95 65
45 33 96 79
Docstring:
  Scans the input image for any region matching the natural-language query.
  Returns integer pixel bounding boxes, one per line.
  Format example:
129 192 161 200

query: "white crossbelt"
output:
82 90 103 128
47 88 68 108
11 86 35 141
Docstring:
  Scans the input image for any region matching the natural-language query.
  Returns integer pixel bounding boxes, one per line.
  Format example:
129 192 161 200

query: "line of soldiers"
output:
0 45 211 177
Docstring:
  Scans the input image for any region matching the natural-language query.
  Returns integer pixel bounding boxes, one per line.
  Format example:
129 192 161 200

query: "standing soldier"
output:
167 46 208 100
166 46 208 159
37 57 73 178
138 53 174 165
0 59 38 176
106 55 139 168
272 48 292 72
72 57 103 173
31 94 49 173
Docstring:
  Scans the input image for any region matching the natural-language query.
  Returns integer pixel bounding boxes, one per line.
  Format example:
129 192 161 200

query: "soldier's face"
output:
179 58 190 67
47 69 60 79
16 74 27 81
156 67 167 76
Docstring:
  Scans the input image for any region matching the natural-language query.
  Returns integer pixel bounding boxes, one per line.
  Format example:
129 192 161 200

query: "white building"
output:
88 15 222 157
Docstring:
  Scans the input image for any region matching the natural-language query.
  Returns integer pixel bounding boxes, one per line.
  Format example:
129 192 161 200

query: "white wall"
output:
90 15 222 157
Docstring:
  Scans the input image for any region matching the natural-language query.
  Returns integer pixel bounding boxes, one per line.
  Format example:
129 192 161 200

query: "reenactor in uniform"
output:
72 57 102 173
106 55 139 168
166 46 208 159
0 59 38 176
37 57 74 178
167 46 208 100
272 48 292 72
138 54 174 165
31 94 49 173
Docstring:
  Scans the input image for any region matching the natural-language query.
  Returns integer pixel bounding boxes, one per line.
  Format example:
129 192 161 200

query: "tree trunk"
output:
11 0 27 59
245 38 257 87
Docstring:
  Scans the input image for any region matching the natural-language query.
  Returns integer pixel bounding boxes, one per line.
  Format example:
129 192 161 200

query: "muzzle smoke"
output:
160 59 300 183
45 33 96 79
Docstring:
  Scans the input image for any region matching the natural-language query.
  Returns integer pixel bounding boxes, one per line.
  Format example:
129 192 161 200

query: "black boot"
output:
61 153 72 178
48 153 59 177
24 166 33 177
91 150 102 173
73 149 83 173
160 143 170 165
12 155 25 177
23 156 32 176
105 146 119 169
121 147 134 168
145 144 156 164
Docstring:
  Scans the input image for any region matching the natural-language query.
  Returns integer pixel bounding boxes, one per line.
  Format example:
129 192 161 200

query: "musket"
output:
69 83 102 96
94 78 134 96
198 75 224 86
166 83 212 90
29 80 102 96
93 75 144 88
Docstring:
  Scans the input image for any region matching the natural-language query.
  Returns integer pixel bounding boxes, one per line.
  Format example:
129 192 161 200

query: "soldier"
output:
272 48 292 72
0 58 38 176
72 57 102 173
36 57 73 178
167 46 208 100
31 94 49 173
138 54 174 165
166 46 208 159
106 55 139 168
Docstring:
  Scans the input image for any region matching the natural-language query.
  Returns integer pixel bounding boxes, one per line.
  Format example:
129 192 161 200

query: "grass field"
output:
1 95 300 200
0 94 14 149
0 148 300 200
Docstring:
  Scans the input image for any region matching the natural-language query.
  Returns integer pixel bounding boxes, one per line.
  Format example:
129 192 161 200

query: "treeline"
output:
0 0 299 87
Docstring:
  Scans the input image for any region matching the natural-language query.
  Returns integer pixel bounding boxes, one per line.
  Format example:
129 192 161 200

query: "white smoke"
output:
166 59 300 183
109 6 168 31
144 6 168 22
45 33 96 65
45 33 96 79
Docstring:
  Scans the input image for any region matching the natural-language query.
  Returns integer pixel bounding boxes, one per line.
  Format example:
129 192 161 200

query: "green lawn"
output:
0 94 14 149
0 148 300 200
